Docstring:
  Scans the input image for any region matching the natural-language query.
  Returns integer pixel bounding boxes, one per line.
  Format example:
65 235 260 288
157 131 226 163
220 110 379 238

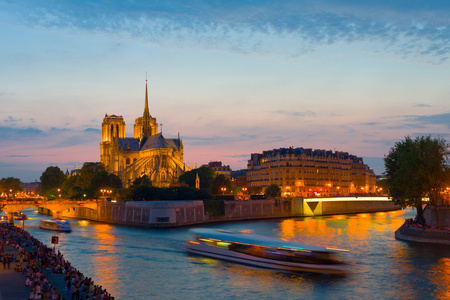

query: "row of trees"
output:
40 163 122 200
128 167 281 201
0 177 22 195
2 163 281 202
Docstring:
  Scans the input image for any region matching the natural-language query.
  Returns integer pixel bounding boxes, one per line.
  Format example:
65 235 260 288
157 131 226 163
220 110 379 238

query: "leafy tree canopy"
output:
265 184 281 198
40 166 66 195
384 136 450 225
131 175 152 188
0 177 22 194
59 163 122 200
211 174 232 194
179 167 215 189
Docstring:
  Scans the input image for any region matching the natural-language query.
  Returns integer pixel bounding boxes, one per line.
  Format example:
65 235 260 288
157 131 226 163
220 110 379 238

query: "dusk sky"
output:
1 1 449 182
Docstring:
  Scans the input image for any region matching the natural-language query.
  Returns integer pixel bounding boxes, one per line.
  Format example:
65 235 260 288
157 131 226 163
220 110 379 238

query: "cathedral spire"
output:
142 79 151 138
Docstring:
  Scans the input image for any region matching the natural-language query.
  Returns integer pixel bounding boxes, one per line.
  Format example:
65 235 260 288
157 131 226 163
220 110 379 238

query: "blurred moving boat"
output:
39 219 72 232
186 228 349 275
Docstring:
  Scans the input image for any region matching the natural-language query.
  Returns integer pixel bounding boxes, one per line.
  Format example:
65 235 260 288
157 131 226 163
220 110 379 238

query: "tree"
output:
61 175 84 200
131 175 152 187
211 174 232 195
0 177 23 196
384 136 450 226
40 167 66 197
179 167 215 189
265 184 281 198
77 162 122 199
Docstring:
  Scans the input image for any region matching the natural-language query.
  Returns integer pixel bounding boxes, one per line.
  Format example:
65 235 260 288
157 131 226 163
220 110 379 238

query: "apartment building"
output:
247 147 376 197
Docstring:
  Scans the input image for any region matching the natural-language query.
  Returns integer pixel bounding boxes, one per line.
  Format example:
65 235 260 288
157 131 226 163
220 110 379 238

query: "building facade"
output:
247 147 376 197
203 161 232 179
100 81 190 188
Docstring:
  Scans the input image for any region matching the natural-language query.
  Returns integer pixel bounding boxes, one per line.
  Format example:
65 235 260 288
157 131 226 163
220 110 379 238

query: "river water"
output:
13 207 450 299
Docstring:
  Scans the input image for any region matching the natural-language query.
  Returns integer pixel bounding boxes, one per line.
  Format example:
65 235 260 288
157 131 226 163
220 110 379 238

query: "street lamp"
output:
221 187 226 195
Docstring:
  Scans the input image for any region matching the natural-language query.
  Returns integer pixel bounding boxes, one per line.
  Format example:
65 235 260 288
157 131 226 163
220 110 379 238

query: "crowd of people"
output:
0 222 114 300
405 218 450 231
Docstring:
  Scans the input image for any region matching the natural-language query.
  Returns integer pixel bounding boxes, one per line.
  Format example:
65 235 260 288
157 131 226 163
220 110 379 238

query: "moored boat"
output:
39 219 72 232
186 228 350 275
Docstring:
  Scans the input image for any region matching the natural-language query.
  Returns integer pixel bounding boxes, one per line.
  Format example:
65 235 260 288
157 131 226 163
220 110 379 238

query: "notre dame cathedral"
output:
100 81 190 187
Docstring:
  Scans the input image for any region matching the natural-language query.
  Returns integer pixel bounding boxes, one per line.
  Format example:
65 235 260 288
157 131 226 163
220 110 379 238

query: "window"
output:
156 217 169 222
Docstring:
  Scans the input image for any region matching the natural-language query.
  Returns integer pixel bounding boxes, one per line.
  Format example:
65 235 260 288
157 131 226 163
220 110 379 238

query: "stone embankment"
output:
0 223 114 299
60 197 401 227
395 223 450 245
395 205 450 245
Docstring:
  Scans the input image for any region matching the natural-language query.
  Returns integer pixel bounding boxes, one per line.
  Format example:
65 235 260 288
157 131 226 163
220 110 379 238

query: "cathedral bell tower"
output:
100 114 125 172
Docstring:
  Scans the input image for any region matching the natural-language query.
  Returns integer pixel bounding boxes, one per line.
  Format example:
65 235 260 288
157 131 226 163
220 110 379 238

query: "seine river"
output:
15 207 450 299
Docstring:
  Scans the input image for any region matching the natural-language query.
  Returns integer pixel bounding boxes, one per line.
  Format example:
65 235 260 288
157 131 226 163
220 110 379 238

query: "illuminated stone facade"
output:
247 148 376 197
100 81 190 188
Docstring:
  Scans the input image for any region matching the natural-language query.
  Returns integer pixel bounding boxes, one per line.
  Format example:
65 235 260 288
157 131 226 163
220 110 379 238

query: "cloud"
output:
0 126 43 140
84 128 101 133
274 110 316 117
223 154 251 158
361 122 380 126
362 138 397 148
414 104 431 108
404 113 450 128
411 132 450 139
3 116 22 123
5 1 450 63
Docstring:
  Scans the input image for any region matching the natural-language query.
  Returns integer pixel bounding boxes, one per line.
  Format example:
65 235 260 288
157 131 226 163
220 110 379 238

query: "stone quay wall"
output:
61 198 400 227
320 200 400 215
395 222 450 245
423 205 450 227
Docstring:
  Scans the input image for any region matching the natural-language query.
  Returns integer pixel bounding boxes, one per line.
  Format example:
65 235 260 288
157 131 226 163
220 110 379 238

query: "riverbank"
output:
57 198 401 228
0 223 114 299
395 222 450 245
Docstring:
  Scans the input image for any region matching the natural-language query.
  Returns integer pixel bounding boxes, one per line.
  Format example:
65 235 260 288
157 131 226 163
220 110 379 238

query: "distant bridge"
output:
1 200 99 222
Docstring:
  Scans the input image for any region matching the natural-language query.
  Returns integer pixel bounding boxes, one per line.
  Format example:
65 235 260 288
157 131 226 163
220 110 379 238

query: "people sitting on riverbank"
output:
1 222 114 300
405 218 450 231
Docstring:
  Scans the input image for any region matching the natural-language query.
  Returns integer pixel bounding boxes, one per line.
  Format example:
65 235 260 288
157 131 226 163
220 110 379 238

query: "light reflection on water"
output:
18 207 450 300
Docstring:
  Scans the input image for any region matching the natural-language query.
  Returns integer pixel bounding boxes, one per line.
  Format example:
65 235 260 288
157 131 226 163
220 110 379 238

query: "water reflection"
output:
88 224 121 295
429 257 450 299
18 207 449 299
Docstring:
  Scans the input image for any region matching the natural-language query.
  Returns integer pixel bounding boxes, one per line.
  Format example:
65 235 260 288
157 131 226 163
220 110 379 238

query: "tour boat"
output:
186 228 350 275
39 219 72 232
15 212 28 220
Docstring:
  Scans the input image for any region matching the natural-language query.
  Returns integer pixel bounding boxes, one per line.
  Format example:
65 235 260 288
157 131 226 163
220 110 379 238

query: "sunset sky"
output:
1 1 449 182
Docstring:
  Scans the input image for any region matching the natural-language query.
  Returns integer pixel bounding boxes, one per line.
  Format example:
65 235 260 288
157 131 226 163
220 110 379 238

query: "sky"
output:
1 0 449 182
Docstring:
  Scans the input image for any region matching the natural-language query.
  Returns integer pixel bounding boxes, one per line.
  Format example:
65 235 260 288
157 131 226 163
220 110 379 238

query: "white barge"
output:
39 219 72 232
186 228 350 275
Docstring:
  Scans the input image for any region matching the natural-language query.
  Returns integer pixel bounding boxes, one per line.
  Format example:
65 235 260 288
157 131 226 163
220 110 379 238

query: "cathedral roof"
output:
166 138 181 151
140 133 181 151
118 138 140 151
118 134 181 152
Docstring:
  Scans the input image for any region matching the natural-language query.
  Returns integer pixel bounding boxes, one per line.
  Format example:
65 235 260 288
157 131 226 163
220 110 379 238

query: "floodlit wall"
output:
61 197 401 227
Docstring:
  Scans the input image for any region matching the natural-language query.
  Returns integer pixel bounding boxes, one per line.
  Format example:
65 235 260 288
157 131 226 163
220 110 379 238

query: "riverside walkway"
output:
0 223 114 300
